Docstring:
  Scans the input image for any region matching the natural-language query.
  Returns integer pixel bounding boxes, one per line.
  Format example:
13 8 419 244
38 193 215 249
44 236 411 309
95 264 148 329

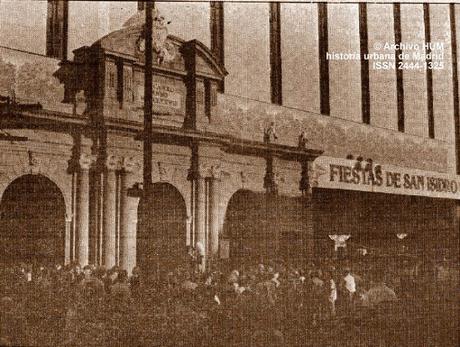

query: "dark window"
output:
394 3 405 132
210 2 225 92
450 4 460 174
424 4 435 139
138 2 145 11
204 80 212 120
46 0 68 60
318 3 330 115
359 3 370 124
269 2 282 105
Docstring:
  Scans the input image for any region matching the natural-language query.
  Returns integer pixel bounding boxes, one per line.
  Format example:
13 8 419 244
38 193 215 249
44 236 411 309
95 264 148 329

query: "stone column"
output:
304 194 315 260
64 214 72 265
188 146 206 272
264 154 279 260
76 153 94 267
209 166 222 257
195 174 207 269
119 156 141 274
300 160 315 261
103 154 121 269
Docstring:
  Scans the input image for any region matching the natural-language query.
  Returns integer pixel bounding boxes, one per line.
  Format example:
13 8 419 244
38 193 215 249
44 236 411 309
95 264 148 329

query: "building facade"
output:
0 1 459 273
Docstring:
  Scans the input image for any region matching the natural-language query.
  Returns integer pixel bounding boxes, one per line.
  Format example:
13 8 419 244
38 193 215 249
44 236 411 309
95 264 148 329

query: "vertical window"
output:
450 4 460 174
318 3 330 115
210 2 225 92
117 61 124 105
204 80 212 119
424 4 435 139
359 3 370 124
138 2 145 11
394 3 405 132
269 2 282 105
46 0 68 60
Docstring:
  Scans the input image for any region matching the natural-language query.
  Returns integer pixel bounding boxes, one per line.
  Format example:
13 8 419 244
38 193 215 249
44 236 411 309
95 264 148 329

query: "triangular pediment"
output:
86 26 227 80
67 21 227 131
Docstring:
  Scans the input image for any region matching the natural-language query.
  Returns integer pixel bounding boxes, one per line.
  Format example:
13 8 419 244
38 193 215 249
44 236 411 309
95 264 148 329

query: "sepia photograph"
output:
0 0 459 346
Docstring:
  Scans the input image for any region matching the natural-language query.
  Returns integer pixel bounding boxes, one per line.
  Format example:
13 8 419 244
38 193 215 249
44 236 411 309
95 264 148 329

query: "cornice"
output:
1 109 324 163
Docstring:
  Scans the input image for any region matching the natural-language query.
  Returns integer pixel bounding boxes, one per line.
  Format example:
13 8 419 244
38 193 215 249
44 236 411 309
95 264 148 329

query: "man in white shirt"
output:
343 268 357 308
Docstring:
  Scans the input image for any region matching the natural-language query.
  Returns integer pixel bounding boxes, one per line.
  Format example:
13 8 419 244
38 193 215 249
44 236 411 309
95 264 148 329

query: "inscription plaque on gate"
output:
134 74 186 117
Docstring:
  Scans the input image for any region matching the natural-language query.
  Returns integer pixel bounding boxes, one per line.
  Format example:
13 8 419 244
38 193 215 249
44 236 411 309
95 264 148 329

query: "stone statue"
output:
298 131 309 149
263 121 278 143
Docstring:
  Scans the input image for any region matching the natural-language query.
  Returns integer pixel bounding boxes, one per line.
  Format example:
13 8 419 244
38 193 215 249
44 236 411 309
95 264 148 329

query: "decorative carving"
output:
240 171 248 186
158 162 173 181
105 154 122 171
75 90 86 115
209 165 223 180
274 171 285 185
27 150 39 167
79 153 96 171
158 162 167 180
188 164 226 181
123 156 141 173
136 9 176 65
298 131 309 149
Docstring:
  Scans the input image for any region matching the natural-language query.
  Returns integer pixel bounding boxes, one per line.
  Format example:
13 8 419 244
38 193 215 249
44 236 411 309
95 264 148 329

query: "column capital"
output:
105 154 123 171
65 213 73 222
191 163 226 180
123 156 141 174
209 164 224 180
79 153 96 170
200 164 220 179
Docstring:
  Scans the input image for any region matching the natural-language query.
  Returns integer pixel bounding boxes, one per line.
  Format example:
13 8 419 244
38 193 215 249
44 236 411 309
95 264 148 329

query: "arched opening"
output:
137 182 187 277
0 174 66 266
222 190 307 266
222 190 268 264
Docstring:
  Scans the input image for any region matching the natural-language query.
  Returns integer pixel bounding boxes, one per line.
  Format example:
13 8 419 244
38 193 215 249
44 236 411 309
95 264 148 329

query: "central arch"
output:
222 190 268 264
222 190 307 266
0 174 66 266
137 182 187 276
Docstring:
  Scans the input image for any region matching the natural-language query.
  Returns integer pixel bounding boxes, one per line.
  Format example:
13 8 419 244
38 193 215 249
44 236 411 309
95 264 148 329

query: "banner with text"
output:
313 156 460 200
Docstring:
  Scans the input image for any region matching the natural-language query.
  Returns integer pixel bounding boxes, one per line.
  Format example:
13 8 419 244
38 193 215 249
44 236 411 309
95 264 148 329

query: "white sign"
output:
313 156 460 200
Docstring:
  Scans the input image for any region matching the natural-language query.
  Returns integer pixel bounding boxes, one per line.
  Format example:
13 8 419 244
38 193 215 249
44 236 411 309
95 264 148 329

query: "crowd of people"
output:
0 254 458 346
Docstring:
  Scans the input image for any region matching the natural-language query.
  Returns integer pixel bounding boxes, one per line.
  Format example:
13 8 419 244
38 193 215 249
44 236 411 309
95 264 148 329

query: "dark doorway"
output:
223 190 268 264
0 174 66 266
314 188 458 261
137 183 187 277
222 190 305 266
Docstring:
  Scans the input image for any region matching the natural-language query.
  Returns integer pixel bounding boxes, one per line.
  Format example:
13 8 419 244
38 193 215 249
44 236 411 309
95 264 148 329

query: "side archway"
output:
222 189 307 266
137 182 188 276
0 174 66 266
222 190 268 264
